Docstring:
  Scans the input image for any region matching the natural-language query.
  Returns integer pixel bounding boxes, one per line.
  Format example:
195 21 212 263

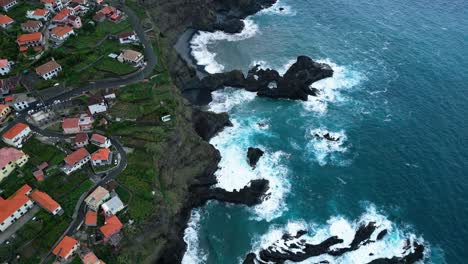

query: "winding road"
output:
1 3 157 263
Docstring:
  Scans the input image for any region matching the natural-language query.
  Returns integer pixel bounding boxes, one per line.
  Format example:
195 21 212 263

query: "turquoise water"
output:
184 0 468 263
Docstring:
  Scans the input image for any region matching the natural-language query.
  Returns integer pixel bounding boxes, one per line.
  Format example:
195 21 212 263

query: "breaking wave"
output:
181 209 207 264
248 205 428 264
307 128 348 166
190 19 259 74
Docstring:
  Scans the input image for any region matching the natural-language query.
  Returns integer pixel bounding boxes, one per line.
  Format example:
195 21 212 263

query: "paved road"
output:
1 4 154 262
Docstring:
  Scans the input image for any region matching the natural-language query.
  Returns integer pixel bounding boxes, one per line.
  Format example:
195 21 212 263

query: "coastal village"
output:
0 0 176 261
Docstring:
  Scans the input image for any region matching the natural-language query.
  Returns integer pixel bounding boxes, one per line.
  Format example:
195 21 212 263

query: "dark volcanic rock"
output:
192 108 233 141
243 222 425 264
367 242 425 264
189 56 333 104
205 179 269 206
247 147 264 167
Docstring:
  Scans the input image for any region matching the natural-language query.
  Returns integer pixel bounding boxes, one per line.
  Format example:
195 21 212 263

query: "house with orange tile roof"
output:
35 60 62 80
84 210 97 226
99 215 123 241
16 32 44 51
52 236 79 260
80 251 105 264
85 186 110 211
0 59 12 76
90 133 111 148
0 14 14 29
50 26 74 44
62 147 90 174
41 0 63 13
2 122 32 148
91 148 112 167
93 5 122 22
52 8 72 23
26 9 50 21
0 184 34 232
21 20 43 33
62 117 80 134
0 0 17 12
74 132 89 148
0 147 28 182
0 104 11 122
30 189 62 215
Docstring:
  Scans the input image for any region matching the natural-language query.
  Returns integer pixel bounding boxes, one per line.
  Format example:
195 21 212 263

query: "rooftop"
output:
30 189 60 213
75 132 88 143
120 49 142 62
0 59 8 68
62 117 79 129
2 122 29 140
17 32 42 43
0 0 16 7
21 20 42 29
51 26 73 37
0 147 27 168
91 148 110 161
36 60 61 76
52 236 78 258
0 184 32 223
90 133 107 144
99 215 122 238
0 14 14 25
64 147 89 166
52 9 71 21
84 210 97 226
32 9 49 16
85 186 109 207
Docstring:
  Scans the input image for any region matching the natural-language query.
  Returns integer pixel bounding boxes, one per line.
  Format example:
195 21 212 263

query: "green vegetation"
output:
32 20 138 87
22 138 66 166
0 137 93 263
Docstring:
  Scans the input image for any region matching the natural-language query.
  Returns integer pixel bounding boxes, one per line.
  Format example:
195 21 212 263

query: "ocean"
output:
183 0 468 263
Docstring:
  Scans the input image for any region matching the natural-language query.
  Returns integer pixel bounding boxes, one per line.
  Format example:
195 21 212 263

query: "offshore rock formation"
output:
247 147 264 168
242 222 425 264
185 56 334 105
192 108 232 141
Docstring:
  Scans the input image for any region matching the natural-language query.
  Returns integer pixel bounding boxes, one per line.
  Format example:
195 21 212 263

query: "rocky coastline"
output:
139 0 426 263
242 222 425 264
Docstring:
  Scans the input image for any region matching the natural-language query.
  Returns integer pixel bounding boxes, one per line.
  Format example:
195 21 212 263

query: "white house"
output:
30 190 62 215
0 185 34 232
62 148 90 175
50 26 74 44
91 148 112 167
90 133 111 148
41 0 64 13
35 60 62 80
53 236 79 261
0 14 14 29
101 195 124 216
2 123 32 148
10 94 37 111
88 102 107 115
0 59 11 76
26 9 51 21
117 49 144 65
118 31 138 44
0 0 18 12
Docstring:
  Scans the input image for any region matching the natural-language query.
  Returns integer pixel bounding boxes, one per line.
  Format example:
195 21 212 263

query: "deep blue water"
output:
183 0 468 263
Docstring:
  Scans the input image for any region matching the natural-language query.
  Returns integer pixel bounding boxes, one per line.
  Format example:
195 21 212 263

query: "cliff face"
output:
142 0 276 98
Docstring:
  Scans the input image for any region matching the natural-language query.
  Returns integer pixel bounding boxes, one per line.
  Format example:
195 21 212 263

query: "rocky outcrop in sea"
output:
242 222 425 264
184 55 334 105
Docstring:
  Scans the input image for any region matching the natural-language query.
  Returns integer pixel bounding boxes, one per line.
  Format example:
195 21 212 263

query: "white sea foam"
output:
190 19 259 74
209 118 290 221
182 209 207 264
307 128 348 166
248 205 427 264
208 87 257 113
258 0 296 16
303 59 364 114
